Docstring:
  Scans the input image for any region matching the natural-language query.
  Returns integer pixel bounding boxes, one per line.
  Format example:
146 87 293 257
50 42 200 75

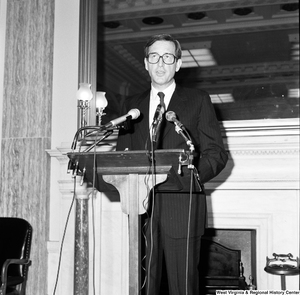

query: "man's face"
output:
144 40 182 89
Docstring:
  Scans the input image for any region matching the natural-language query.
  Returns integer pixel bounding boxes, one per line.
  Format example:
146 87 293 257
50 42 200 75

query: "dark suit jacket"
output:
116 86 228 238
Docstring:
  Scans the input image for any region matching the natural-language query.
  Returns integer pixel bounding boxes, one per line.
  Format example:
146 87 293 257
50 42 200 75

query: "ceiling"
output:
96 0 299 121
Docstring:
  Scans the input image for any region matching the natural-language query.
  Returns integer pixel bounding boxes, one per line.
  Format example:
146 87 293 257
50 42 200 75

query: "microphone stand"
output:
83 129 114 152
71 125 109 151
71 113 132 151
174 125 194 153
174 125 203 192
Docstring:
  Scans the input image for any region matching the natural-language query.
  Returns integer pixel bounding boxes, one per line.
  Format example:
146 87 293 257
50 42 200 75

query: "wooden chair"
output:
0 217 32 295
199 237 247 294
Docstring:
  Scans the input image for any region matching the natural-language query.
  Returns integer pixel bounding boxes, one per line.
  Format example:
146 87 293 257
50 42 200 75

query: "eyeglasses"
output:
146 52 178 65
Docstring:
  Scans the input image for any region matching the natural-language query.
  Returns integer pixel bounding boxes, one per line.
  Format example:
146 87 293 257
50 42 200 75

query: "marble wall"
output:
0 0 55 294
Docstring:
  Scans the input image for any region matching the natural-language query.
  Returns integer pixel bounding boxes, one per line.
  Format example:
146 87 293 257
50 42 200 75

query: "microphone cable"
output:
146 138 157 295
140 169 152 293
185 168 194 295
184 164 204 295
90 132 101 295
141 125 157 295
140 149 153 293
52 176 76 295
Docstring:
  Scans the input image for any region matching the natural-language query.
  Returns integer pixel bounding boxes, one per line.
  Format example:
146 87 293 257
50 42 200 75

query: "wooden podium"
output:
68 149 193 295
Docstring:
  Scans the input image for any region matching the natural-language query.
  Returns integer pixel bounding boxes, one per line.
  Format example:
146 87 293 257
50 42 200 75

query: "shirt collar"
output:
150 81 176 103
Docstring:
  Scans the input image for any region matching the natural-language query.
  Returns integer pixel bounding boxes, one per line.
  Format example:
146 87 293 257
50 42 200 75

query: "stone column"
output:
74 182 90 295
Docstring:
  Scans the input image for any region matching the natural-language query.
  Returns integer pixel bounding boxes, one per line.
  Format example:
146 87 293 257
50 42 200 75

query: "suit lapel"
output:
162 86 188 138
135 91 151 146
133 87 188 147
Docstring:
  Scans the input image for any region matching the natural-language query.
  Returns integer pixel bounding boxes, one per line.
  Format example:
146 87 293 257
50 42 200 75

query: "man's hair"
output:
144 34 182 59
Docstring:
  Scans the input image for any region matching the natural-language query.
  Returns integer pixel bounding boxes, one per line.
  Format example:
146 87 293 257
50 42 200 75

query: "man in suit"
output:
116 34 228 295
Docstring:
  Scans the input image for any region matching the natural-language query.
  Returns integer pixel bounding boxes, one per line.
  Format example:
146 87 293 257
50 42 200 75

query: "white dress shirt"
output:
149 81 176 127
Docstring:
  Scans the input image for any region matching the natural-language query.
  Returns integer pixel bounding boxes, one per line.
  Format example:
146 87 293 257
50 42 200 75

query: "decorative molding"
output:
102 44 149 92
221 118 300 134
229 149 299 156
47 118 300 155
102 0 299 40
109 47 299 79
197 61 299 79
206 212 273 289
103 0 298 18
104 18 299 42
112 45 148 78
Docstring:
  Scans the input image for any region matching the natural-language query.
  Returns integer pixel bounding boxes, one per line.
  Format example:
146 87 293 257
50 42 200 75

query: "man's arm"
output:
195 91 228 184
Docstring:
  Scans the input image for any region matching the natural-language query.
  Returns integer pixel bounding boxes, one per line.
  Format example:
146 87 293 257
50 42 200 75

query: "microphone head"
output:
128 108 140 120
166 111 176 122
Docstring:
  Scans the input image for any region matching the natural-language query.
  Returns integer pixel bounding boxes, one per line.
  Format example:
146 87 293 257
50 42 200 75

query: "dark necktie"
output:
154 92 166 148
158 92 165 112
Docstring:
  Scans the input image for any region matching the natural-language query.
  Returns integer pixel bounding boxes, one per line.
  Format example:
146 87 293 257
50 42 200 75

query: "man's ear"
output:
175 59 182 72
144 58 149 71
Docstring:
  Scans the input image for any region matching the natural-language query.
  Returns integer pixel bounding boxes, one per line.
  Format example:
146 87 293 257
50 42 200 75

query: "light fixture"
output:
281 3 299 12
142 17 164 25
181 41 216 68
96 91 108 126
290 43 299 60
288 34 299 61
288 88 299 98
233 7 253 16
103 21 121 29
187 12 206 20
181 49 216 68
210 94 234 104
76 83 93 128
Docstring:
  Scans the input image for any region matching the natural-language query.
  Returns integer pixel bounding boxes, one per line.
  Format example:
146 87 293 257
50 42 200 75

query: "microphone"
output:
152 104 165 143
166 111 194 151
152 104 162 124
165 111 185 129
103 109 140 129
